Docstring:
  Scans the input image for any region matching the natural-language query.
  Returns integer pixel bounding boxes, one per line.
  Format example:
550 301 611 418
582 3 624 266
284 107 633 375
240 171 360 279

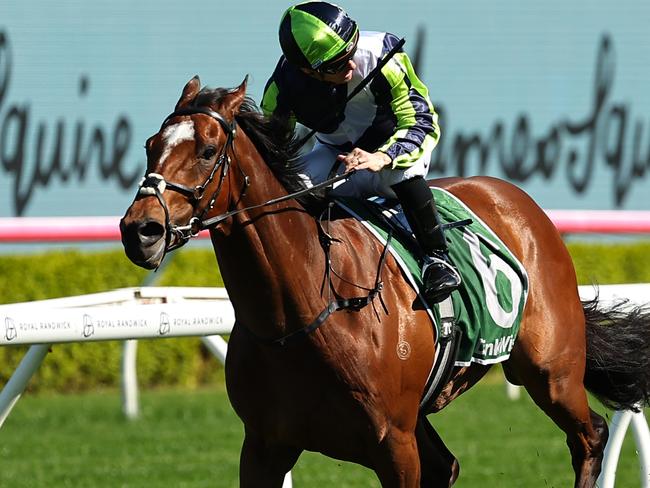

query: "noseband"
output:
137 107 240 253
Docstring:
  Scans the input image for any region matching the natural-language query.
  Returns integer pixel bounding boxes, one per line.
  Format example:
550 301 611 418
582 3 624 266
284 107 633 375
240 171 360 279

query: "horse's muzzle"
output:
120 217 166 269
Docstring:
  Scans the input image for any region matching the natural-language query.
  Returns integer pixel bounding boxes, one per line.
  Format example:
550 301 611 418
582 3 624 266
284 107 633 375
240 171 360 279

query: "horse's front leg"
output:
416 415 459 487
371 426 421 488
239 431 302 488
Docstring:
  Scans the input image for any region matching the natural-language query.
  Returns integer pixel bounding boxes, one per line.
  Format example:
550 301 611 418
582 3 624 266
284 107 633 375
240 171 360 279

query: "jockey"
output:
261 1 460 303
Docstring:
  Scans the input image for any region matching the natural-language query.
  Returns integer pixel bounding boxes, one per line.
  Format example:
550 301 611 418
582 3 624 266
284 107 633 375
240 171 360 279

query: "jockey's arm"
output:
371 48 441 170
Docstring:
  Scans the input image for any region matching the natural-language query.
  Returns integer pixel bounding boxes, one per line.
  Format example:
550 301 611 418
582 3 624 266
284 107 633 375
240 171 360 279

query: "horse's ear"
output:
220 76 248 118
175 75 201 110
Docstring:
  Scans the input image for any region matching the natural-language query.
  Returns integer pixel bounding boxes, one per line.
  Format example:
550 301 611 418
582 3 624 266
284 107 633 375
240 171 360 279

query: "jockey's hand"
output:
338 148 392 173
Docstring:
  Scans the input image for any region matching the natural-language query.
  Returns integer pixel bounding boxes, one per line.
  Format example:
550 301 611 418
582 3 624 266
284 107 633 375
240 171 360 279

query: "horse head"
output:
120 75 248 269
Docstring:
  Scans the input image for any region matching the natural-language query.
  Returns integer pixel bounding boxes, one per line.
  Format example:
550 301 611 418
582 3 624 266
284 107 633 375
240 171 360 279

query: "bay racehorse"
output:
120 76 650 487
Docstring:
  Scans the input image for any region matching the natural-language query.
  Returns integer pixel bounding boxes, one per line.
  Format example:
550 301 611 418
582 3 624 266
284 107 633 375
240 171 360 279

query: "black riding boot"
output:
392 176 461 303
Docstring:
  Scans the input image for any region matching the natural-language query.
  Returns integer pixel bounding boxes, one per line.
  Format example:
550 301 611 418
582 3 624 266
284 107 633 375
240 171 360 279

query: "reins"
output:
198 169 353 229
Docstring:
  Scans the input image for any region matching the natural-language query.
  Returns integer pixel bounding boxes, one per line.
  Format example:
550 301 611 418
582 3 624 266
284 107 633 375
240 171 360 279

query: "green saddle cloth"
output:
336 187 529 365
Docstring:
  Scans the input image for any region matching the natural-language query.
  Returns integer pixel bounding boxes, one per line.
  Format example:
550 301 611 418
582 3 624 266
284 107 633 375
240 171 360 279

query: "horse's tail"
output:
583 297 650 412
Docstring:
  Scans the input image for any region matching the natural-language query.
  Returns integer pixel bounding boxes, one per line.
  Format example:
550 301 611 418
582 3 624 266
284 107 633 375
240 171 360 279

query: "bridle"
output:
137 105 355 259
137 106 244 254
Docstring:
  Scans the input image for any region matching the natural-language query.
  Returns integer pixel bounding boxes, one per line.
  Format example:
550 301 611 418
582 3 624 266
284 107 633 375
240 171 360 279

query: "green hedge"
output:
1 241 649 393
568 241 650 285
0 247 223 393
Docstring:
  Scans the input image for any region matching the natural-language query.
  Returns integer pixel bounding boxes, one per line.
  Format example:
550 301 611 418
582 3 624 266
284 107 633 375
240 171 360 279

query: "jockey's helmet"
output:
279 2 359 72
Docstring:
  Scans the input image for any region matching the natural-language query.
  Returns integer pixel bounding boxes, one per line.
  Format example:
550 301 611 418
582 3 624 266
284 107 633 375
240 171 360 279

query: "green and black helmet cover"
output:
279 2 359 70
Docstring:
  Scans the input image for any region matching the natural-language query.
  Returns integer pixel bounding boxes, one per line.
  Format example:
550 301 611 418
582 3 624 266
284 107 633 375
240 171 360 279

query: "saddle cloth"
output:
335 187 529 365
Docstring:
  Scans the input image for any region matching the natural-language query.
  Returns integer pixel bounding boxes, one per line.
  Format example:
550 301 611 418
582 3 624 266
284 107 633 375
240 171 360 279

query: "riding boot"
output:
391 176 461 303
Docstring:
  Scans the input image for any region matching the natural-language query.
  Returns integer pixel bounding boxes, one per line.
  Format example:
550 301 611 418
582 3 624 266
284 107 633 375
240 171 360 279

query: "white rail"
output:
0 287 235 420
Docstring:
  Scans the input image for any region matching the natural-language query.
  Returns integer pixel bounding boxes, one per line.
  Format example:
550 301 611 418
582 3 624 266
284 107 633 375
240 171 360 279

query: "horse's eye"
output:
201 146 217 160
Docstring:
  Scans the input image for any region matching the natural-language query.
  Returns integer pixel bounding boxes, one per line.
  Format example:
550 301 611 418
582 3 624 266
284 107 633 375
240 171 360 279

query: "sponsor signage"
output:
1 0 648 222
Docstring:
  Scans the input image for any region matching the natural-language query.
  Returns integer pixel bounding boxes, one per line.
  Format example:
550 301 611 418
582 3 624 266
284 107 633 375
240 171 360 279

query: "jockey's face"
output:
301 58 356 84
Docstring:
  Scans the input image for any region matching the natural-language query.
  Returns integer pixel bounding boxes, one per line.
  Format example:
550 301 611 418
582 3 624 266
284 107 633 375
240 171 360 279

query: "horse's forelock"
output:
189 86 301 183
193 87 229 109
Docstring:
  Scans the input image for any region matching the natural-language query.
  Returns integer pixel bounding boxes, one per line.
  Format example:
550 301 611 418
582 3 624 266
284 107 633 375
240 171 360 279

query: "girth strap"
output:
236 279 386 348
239 292 379 348
419 296 463 412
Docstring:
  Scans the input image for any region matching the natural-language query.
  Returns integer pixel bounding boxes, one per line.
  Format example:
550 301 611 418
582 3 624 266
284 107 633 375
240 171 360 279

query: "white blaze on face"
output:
159 120 195 166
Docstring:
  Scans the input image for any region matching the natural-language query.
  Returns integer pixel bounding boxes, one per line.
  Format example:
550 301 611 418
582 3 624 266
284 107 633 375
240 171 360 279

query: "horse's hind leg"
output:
416 415 460 487
507 333 608 487
239 431 302 488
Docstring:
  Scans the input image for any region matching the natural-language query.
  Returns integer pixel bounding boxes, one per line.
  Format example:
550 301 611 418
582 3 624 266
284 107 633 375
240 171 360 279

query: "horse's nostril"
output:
138 220 165 240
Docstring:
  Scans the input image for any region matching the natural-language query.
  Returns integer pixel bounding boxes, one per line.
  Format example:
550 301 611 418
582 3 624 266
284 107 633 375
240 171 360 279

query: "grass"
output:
0 372 645 487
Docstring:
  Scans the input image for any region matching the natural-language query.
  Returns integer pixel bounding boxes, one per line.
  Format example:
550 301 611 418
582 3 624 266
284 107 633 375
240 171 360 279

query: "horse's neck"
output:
212 137 324 335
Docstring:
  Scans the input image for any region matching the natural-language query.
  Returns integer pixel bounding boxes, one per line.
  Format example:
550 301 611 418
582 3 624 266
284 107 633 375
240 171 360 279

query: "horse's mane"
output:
192 87 307 195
